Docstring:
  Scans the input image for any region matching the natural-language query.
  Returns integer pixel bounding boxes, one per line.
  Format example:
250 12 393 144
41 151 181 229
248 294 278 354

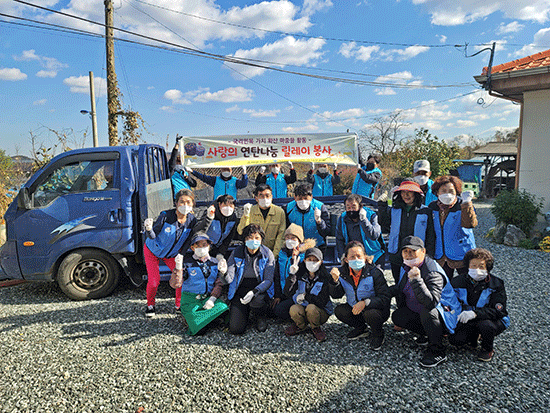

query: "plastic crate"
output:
184 301 229 335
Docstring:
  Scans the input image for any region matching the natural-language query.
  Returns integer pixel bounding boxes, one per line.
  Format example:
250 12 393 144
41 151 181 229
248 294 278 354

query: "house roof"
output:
472 142 517 157
482 49 550 75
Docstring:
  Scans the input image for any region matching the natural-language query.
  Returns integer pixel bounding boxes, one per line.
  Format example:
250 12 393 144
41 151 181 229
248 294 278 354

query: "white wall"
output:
520 89 550 220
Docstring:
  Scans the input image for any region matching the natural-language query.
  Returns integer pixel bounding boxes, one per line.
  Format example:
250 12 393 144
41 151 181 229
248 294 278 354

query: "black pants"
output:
229 278 268 335
392 305 446 354
449 319 506 351
334 304 389 337
272 297 294 320
390 263 401 285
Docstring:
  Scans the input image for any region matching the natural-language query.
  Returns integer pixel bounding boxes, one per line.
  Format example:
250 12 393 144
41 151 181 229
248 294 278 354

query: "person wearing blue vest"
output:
428 175 477 280
255 162 296 199
143 189 201 317
449 248 509 362
335 193 385 268
271 224 316 320
284 247 334 342
306 162 340 197
189 166 248 201
285 184 331 251
172 232 229 335
330 241 391 350
377 179 435 283
198 194 238 260
352 154 382 198
391 236 461 368
168 136 197 196
224 224 275 335
412 159 437 206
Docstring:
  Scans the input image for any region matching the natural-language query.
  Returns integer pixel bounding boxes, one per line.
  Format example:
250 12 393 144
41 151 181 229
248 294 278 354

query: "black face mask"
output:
347 210 360 220
366 162 375 171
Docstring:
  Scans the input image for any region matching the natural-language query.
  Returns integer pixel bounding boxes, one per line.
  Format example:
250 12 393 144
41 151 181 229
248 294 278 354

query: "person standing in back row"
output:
412 160 437 206
255 162 296 198
352 154 382 198
306 162 340 197
188 165 248 201
168 135 197 196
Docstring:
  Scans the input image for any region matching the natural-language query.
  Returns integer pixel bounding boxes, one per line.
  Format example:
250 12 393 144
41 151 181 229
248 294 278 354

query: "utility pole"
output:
88 71 99 147
105 0 120 146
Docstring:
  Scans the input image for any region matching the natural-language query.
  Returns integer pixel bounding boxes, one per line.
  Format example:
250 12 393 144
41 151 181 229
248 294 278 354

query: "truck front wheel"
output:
57 249 120 300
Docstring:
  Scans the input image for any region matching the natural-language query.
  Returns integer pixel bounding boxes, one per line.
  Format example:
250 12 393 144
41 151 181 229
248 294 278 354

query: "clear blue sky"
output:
1 0 549 156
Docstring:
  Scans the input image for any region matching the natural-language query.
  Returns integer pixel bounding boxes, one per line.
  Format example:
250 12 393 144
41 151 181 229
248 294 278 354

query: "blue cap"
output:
190 232 211 245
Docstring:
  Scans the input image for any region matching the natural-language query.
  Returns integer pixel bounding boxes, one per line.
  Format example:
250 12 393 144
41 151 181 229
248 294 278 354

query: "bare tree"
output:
358 112 409 160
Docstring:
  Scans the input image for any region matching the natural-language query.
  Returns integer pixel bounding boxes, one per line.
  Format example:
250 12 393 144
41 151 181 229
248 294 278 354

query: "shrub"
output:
518 239 537 250
491 189 544 235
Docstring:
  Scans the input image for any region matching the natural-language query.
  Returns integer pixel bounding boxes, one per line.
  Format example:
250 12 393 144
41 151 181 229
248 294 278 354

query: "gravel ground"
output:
1 201 549 413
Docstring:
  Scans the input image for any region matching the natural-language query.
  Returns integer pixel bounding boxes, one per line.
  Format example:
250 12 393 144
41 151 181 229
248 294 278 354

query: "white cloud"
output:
14 49 67 77
515 27 550 56
412 0 550 26
227 36 326 78
243 108 280 117
314 108 365 119
449 119 478 128
63 75 107 96
0 67 27 81
375 88 397 95
301 0 333 16
497 21 525 34
378 45 430 61
33 99 47 105
163 89 191 105
160 106 176 113
339 43 428 62
193 86 254 103
226 105 240 113
36 70 57 78
339 42 379 61
437 34 447 43
282 124 320 133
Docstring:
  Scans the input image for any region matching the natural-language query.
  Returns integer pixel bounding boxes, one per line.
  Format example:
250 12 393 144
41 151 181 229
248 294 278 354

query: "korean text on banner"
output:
182 133 358 168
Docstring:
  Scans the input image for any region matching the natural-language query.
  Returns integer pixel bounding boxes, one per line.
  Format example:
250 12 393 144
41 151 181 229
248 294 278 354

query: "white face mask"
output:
220 206 234 217
177 205 193 215
305 261 321 273
415 175 429 186
469 268 488 281
271 167 280 174
297 200 311 210
318 167 327 174
285 239 299 250
193 247 209 258
438 193 456 205
403 257 423 268
221 171 231 178
258 198 272 208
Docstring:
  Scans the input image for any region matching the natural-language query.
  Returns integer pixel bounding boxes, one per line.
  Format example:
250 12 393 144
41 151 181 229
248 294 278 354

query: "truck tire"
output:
57 249 120 300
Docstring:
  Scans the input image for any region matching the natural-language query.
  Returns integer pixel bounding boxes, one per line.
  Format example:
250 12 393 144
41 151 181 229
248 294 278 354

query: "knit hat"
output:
304 247 323 262
394 180 423 194
413 160 430 173
284 223 304 243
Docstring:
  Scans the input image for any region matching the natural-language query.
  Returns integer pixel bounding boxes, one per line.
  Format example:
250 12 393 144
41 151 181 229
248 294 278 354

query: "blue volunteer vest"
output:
145 217 192 259
312 174 333 197
266 173 288 198
341 207 384 262
213 176 238 200
339 272 375 307
287 198 325 247
171 170 190 195
293 278 334 315
206 219 236 248
387 208 429 254
227 247 272 300
271 249 305 297
424 179 437 206
181 259 219 295
352 167 381 197
455 287 511 328
433 208 476 261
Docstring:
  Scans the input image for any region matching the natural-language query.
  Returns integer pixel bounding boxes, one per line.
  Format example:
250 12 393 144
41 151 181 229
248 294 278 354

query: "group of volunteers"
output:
142 137 510 368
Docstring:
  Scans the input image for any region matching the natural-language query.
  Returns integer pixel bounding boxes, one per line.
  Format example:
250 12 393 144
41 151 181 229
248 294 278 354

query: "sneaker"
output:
256 317 268 333
419 352 447 368
346 326 369 340
145 305 155 318
370 334 385 351
312 326 327 342
477 349 494 362
415 335 429 346
285 323 305 336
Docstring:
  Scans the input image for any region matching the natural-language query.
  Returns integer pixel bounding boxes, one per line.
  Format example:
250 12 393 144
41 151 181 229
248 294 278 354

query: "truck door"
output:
13 152 123 279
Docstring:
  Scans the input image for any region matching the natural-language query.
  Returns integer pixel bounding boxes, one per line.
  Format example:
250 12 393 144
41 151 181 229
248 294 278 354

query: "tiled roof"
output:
482 49 550 75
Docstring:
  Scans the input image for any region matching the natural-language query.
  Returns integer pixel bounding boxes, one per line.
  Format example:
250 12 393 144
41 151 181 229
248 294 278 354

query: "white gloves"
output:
359 208 367 221
185 166 192 173
310 162 315 170
408 266 421 279
333 163 337 170
259 166 266 174
144 218 153 232
314 207 322 223
174 254 183 270
207 205 216 220
287 161 293 169
461 190 474 204
377 193 388 203
240 290 255 305
242 165 247 174
203 297 216 310
216 255 227 274
289 255 300 274
243 203 252 217
330 267 340 283
296 293 305 305
457 310 477 324
357 163 361 169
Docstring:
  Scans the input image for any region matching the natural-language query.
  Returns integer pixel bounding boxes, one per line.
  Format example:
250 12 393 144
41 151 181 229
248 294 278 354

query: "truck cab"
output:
0 144 172 299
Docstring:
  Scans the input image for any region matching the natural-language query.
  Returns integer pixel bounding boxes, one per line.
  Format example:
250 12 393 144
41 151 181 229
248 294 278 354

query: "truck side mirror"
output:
17 187 32 210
